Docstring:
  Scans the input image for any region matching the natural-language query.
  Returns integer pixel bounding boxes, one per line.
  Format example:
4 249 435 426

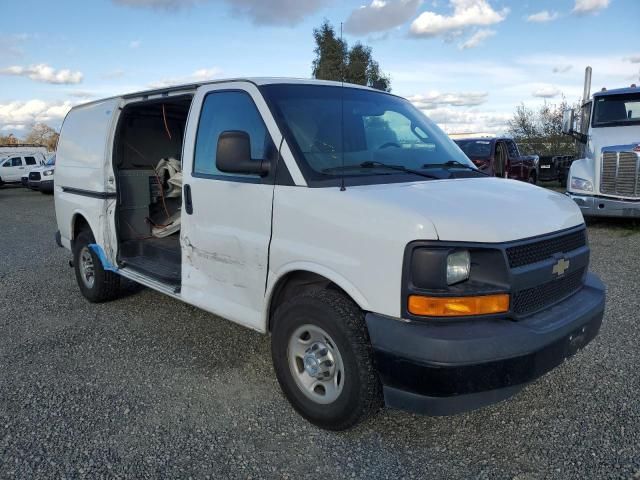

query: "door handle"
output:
184 184 193 215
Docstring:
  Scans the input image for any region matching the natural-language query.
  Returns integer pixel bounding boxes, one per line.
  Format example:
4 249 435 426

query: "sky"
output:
1 0 639 136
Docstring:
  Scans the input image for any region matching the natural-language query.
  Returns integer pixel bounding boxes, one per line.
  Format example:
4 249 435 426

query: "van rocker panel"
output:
365 272 605 415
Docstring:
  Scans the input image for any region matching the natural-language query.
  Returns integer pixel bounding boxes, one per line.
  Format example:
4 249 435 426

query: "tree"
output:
312 20 391 91
507 99 576 156
312 20 347 84
0 133 20 146
24 123 59 151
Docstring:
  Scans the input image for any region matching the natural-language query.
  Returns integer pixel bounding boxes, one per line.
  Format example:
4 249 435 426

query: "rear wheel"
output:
73 230 121 302
271 289 382 430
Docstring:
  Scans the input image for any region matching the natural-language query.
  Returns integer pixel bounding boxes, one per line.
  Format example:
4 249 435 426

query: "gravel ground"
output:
0 186 638 479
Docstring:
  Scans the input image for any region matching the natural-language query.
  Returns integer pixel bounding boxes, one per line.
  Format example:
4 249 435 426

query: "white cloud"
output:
458 29 495 49
418 106 511 134
129 40 141 48
344 0 422 35
552 64 572 73
526 10 559 23
113 0 330 25
149 67 223 88
624 55 640 64
410 0 508 37
0 100 74 131
408 91 488 109
0 64 83 84
113 0 203 9
532 84 561 98
573 0 610 15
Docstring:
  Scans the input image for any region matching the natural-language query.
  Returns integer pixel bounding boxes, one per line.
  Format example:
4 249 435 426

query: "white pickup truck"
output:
54 78 605 430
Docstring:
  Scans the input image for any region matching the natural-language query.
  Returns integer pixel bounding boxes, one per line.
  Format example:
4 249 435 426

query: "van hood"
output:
352 177 583 243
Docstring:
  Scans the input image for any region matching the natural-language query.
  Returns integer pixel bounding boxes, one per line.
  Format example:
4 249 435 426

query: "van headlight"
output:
570 177 593 192
43 169 54 176
446 250 470 285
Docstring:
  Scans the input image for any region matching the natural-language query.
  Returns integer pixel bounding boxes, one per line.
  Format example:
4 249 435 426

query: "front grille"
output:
512 267 585 315
506 229 587 268
29 171 41 181
600 150 640 197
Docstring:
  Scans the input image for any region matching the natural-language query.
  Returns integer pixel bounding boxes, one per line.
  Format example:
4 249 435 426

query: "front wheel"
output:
271 289 382 430
528 171 537 184
73 230 121 302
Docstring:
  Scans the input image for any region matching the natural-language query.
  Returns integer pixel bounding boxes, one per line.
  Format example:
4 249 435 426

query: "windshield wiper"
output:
324 161 439 179
422 160 489 176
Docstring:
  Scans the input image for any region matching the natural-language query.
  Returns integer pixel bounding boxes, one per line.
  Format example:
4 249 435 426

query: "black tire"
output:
73 230 121 303
528 172 537 185
271 289 382 430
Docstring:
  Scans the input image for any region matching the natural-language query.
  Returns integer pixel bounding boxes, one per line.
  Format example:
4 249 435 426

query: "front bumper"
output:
27 180 40 190
39 180 54 192
568 192 640 218
365 273 605 416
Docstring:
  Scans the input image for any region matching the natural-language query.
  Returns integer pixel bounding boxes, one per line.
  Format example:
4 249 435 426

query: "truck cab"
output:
563 68 640 217
54 78 605 430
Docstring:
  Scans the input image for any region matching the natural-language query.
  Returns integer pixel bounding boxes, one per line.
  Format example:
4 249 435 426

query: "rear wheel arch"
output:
70 213 92 249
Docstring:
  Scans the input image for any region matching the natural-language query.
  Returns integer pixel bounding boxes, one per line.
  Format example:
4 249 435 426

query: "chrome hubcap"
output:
79 246 95 289
288 325 344 404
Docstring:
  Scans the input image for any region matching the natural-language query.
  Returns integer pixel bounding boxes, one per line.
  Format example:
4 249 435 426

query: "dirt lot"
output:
0 186 638 479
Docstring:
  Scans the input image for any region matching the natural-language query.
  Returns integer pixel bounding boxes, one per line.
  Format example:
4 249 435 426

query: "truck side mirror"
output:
561 109 575 135
216 130 270 177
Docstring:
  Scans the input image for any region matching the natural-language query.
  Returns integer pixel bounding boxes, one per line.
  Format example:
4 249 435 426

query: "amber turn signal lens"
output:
408 294 509 317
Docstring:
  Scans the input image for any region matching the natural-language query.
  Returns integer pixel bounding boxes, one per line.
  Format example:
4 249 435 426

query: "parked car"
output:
537 155 575 186
0 153 46 186
454 137 539 183
54 78 605 430
23 154 56 193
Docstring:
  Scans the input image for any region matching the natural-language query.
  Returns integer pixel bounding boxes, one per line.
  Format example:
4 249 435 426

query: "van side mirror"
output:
561 109 575 135
216 130 270 176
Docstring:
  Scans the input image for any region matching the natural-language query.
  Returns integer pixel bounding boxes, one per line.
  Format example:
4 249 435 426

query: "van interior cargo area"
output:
113 96 192 286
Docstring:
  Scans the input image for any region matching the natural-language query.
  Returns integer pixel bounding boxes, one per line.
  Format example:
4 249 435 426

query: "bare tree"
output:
508 99 576 156
24 123 59 151
0 133 20 146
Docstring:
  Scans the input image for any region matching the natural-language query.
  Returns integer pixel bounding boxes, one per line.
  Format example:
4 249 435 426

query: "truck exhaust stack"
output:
583 66 592 105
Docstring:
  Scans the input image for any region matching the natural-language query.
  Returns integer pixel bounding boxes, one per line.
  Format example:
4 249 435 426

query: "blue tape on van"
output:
88 243 118 272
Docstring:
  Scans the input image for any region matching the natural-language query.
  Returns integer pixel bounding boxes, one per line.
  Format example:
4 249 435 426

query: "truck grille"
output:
512 267 586 315
28 171 41 181
506 229 587 268
600 150 640 198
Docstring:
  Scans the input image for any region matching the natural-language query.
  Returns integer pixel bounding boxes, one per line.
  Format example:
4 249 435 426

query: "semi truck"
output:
563 67 640 217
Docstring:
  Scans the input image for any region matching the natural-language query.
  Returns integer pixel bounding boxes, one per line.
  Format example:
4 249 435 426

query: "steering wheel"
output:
379 142 401 150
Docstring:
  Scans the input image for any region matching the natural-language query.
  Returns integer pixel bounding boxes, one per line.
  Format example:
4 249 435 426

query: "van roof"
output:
72 77 381 110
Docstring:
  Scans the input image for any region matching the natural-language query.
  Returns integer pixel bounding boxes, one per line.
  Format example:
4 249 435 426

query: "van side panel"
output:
55 99 121 252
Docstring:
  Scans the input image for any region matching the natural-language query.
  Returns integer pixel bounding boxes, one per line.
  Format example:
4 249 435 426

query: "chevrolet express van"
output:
54 79 605 430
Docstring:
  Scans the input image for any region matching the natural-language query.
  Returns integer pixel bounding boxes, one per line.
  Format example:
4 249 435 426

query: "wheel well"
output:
268 271 348 332
71 214 91 248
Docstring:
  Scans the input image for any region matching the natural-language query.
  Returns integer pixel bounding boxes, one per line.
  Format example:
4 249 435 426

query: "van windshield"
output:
592 92 640 127
261 84 477 186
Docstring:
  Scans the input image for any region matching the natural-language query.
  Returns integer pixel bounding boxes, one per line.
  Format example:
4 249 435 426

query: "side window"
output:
11 157 22 167
193 90 274 177
25 156 36 165
506 141 519 158
1 159 11 167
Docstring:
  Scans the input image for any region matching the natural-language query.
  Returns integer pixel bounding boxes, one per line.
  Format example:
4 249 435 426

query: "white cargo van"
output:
54 78 605 430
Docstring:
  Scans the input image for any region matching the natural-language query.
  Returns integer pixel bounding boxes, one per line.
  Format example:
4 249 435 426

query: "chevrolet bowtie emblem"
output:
552 258 570 277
